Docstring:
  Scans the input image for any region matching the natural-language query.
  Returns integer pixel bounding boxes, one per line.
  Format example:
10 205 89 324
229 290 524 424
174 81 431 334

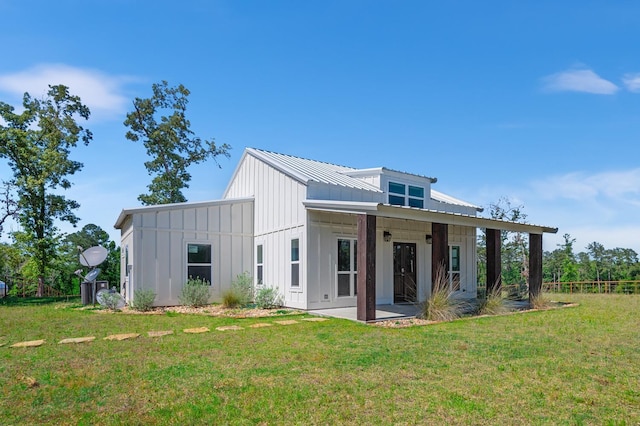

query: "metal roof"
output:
247 148 382 192
431 189 483 211
303 200 558 234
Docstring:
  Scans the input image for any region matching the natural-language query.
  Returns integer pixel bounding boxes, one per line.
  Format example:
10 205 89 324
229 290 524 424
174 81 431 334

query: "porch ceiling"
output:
303 200 558 235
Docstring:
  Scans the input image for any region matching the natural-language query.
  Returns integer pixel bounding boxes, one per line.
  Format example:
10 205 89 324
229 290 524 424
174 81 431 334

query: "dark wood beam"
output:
431 222 448 289
357 214 376 322
486 228 502 295
529 233 543 302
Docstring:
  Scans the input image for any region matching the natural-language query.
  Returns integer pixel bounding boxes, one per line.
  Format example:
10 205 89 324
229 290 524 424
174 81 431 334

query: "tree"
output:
124 81 231 205
0 180 19 237
586 241 606 282
0 85 92 296
477 197 529 294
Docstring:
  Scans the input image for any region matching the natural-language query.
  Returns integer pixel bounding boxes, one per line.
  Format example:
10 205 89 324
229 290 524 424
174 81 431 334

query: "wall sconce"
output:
425 234 432 244
383 231 392 242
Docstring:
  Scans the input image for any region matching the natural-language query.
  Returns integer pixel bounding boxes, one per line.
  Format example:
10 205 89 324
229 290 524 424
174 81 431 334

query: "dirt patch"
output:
371 318 435 328
108 305 301 318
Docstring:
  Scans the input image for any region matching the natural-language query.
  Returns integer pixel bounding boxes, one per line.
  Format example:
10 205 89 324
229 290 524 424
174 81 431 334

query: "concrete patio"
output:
309 304 421 322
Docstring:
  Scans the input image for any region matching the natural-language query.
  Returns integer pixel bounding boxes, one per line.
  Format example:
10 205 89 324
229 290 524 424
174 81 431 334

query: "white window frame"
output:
256 243 264 286
336 237 358 298
449 244 461 291
388 181 425 209
290 237 300 289
186 242 213 286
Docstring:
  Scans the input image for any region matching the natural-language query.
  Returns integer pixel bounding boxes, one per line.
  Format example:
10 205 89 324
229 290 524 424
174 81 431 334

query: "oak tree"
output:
124 81 230 205
0 85 91 296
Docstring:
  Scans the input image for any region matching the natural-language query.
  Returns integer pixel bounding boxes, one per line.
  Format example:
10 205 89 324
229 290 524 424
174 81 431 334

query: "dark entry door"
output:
394 242 417 303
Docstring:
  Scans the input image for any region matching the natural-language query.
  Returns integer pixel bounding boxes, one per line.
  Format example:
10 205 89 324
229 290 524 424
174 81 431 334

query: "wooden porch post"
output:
486 228 502 295
529 233 543 301
357 214 376 322
431 222 449 289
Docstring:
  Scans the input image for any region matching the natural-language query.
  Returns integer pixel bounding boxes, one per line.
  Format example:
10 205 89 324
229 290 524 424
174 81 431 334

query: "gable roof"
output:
243 148 382 192
239 148 481 211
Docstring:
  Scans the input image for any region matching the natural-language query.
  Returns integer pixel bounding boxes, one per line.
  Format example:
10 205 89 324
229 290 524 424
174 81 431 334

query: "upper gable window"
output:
388 182 424 209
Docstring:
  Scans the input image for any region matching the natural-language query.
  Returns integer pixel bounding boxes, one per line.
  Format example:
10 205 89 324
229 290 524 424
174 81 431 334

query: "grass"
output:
1 294 640 424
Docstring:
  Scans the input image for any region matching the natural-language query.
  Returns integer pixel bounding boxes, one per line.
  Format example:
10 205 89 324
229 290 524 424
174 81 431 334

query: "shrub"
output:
233 272 254 305
221 272 255 308
131 288 156 312
101 291 125 311
179 277 211 308
255 287 282 309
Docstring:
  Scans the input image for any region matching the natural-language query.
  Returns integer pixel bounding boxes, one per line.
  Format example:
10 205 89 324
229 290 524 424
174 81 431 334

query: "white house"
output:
115 148 557 320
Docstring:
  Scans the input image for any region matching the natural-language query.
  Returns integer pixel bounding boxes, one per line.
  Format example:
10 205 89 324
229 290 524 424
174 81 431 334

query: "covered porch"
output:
304 201 558 322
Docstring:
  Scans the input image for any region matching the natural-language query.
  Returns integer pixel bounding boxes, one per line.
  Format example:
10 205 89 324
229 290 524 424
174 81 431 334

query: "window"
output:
408 185 424 208
388 181 424 208
337 238 358 297
124 246 129 277
291 238 300 287
449 245 461 291
187 243 212 285
256 244 264 285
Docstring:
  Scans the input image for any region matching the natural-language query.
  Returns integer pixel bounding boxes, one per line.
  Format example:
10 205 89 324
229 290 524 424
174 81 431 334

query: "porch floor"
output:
308 304 420 322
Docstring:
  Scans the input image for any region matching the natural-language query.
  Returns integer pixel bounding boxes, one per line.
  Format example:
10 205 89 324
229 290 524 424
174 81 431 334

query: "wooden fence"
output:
477 281 640 297
543 281 640 294
0 276 75 298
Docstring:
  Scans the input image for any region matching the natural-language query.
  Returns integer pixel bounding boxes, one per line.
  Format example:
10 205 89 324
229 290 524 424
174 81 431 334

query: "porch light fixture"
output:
425 234 432 244
383 231 392 242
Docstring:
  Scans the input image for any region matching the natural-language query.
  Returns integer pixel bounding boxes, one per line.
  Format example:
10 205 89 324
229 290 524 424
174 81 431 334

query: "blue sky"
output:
1 0 639 254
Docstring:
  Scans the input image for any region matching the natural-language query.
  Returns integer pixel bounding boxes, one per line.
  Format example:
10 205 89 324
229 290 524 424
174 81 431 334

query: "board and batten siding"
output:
224 153 308 309
448 225 477 298
123 199 254 306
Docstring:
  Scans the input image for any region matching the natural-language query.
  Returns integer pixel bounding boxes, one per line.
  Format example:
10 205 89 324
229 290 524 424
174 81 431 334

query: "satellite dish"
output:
84 268 101 282
96 289 126 309
79 246 108 267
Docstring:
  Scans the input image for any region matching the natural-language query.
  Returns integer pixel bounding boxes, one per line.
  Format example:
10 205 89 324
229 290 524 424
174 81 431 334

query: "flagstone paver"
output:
104 333 140 341
59 337 96 344
10 340 45 348
148 330 174 337
216 325 243 331
1 315 326 348
249 323 273 328
274 320 299 325
183 327 209 334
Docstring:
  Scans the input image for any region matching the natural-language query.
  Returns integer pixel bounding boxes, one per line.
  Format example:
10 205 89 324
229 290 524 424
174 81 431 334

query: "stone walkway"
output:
5 317 330 348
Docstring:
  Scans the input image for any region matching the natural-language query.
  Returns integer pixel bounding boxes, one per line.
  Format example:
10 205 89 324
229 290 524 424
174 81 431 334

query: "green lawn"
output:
1 294 639 425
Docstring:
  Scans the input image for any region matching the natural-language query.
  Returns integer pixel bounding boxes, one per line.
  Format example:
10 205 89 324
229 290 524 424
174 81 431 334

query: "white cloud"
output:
541 68 618 95
530 168 640 205
622 73 640 93
0 64 135 121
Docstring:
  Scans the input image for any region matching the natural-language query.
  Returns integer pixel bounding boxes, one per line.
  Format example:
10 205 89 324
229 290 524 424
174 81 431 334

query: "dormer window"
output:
388 182 424 208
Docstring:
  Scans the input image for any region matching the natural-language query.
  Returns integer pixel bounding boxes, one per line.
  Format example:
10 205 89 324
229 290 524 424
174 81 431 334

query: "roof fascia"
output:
303 200 557 234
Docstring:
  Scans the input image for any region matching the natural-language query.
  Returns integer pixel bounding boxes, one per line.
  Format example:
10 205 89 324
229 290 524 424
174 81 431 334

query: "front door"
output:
394 242 417 303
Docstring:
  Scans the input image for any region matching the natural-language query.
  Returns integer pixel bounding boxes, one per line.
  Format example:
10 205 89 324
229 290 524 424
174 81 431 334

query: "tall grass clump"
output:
131 288 156 311
530 291 551 309
179 277 211 308
420 264 472 321
477 284 509 316
222 272 254 308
